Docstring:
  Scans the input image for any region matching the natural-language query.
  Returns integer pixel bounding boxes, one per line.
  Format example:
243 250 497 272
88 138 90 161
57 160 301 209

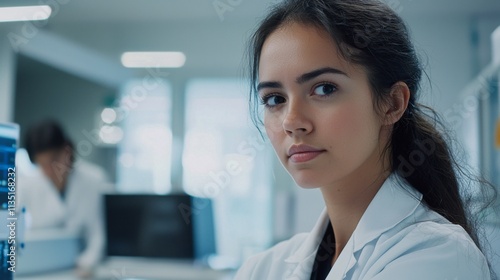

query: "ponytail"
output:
392 103 469 236
390 101 497 269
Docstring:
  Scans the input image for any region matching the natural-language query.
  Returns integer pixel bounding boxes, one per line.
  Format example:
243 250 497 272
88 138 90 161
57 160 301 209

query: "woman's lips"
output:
287 144 326 163
289 150 325 163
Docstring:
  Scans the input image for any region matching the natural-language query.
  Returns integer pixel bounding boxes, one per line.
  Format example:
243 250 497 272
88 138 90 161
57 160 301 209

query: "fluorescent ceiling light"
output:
0 5 52 23
121 52 186 68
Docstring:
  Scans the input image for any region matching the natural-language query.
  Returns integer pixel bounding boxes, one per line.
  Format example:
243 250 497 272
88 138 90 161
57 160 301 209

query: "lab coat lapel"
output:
284 208 329 279
324 234 357 280
283 207 359 280
350 173 423 252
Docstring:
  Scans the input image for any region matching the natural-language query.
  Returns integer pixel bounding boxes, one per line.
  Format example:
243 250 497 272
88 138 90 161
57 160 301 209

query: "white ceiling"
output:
3 0 498 23
4 0 500 80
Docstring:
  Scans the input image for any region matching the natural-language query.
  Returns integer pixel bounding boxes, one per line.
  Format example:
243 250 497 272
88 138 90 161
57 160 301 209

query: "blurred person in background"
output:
18 119 111 277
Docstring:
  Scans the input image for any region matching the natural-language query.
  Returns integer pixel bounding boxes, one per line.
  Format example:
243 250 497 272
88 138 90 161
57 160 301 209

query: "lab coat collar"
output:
352 172 423 251
284 172 423 265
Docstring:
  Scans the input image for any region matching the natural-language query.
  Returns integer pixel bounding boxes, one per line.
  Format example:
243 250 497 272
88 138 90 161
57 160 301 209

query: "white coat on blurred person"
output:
17 120 112 276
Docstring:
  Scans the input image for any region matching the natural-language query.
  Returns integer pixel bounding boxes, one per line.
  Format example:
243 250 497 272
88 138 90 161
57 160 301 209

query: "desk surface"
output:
16 257 235 280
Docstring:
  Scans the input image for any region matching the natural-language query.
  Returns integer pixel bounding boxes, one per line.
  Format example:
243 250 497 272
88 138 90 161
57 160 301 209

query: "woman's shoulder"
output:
391 207 482 253
395 219 485 259
234 232 308 279
368 212 491 279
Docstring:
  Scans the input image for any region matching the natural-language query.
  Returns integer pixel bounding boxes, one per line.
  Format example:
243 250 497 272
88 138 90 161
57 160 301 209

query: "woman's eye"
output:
313 83 337 96
261 95 286 107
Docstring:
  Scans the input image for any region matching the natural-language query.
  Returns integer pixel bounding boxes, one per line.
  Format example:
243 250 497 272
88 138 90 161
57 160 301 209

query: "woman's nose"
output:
282 99 313 136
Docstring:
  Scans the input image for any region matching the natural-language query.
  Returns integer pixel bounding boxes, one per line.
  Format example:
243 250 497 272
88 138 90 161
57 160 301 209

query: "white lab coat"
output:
234 172 492 280
18 159 112 270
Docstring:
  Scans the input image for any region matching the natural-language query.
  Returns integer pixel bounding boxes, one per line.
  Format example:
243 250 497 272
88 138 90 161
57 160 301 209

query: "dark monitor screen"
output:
105 194 215 259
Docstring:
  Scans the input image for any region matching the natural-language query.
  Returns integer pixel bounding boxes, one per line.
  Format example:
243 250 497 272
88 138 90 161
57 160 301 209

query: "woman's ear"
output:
382 81 410 126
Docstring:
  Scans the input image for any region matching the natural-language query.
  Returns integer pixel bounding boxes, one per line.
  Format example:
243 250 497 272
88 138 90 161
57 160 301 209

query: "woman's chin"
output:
285 163 338 189
291 175 325 189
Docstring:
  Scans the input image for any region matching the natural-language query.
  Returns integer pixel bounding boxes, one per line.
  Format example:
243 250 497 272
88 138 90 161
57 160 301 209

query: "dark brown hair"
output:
24 119 75 164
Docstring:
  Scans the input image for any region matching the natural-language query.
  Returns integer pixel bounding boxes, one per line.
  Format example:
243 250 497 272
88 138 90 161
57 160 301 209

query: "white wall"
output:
476 16 500 69
406 15 474 114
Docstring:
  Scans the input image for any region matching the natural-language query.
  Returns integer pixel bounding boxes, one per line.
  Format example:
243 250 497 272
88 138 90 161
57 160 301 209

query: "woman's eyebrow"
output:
257 67 348 92
296 67 349 84
257 81 282 92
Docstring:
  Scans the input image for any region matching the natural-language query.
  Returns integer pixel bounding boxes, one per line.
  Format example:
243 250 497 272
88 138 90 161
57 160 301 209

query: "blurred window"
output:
183 79 273 262
116 79 172 194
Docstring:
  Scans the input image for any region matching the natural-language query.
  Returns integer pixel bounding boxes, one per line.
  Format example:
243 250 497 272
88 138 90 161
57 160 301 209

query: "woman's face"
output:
258 22 386 189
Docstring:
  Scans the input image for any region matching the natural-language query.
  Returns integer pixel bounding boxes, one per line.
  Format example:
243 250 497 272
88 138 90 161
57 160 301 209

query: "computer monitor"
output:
105 194 215 260
0 123 19 280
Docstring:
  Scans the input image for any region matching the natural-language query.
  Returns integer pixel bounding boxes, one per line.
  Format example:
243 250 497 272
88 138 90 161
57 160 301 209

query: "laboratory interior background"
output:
0 0 500 279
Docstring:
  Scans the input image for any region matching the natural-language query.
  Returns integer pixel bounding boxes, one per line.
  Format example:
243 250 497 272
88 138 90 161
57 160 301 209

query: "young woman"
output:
234 0 497 279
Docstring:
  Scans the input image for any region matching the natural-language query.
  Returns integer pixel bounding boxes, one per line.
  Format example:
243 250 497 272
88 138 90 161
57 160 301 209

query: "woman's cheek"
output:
325 106 372 160
264 115 285 154
327 105 363 139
